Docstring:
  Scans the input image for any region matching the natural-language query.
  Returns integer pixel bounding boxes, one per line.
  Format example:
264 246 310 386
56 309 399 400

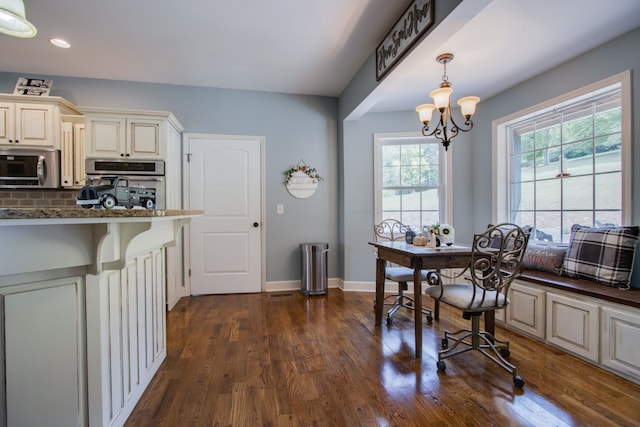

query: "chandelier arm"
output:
448 110 474 133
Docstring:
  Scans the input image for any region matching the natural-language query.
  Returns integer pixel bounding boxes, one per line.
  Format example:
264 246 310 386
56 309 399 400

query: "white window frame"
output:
492 71 632 237
374 131 453 226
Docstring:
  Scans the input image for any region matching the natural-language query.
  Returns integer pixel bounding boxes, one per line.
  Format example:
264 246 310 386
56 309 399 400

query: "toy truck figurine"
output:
76 176 157 209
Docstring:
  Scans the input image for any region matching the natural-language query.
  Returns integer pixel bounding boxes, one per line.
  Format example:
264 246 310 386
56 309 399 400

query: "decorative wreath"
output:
283 160 324 185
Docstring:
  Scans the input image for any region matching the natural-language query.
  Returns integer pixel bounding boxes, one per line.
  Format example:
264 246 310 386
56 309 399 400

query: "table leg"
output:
413 266 423 359
375 258 385 326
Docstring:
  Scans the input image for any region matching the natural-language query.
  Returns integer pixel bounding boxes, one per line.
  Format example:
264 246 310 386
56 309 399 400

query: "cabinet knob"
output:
120 153 125 157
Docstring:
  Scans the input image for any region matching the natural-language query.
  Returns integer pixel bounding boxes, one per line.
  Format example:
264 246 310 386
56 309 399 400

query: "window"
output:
493 71 631 243
374 133 451 230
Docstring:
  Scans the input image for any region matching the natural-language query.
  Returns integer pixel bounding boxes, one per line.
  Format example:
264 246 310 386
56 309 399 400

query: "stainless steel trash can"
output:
300 243 329 296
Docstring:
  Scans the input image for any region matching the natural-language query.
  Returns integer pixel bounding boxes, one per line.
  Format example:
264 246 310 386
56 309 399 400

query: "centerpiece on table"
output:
425 224 455 246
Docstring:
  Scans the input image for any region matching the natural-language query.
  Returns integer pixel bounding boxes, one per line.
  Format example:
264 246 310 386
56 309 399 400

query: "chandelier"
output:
415 53 479 151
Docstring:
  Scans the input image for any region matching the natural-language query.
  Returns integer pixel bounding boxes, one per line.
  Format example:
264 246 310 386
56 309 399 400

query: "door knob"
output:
253 222 259 227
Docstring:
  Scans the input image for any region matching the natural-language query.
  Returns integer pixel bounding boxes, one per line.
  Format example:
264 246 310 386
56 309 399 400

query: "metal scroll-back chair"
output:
373 219 433 325
424 223 529 388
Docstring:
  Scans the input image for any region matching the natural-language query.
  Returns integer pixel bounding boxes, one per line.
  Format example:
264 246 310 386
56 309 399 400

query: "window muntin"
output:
508 84 624 243
375 134 449 230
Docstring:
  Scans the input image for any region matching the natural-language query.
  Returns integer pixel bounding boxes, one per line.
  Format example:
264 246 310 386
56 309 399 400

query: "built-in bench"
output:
501 268 640 386
518 269 640 309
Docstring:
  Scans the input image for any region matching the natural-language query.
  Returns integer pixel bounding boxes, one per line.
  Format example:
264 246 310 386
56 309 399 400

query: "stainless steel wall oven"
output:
85 159 166 208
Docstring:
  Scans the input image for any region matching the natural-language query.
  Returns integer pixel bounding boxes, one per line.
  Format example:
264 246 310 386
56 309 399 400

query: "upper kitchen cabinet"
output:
0 94 82 149
82 108 183 160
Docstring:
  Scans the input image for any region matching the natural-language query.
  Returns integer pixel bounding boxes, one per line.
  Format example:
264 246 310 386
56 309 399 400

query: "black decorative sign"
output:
375 0 434 81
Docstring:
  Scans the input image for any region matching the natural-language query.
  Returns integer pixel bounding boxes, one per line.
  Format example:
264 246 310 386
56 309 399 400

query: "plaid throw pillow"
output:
563 224 639 289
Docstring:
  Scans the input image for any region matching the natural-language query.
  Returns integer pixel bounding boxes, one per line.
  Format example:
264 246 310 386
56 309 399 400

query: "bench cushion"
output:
563 224 639 289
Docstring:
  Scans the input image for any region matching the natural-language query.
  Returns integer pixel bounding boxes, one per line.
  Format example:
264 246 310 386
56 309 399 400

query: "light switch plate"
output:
276 204 284 214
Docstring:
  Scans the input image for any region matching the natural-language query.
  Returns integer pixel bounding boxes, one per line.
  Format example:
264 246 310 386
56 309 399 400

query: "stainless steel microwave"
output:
0 148 60 189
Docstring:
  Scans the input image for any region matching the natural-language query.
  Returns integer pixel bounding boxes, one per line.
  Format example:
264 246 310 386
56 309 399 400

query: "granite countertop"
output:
0 207 203 220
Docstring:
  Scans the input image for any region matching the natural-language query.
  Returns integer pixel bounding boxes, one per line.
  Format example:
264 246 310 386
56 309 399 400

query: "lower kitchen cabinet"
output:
601 306 640 383
1 276 86 427
506 282 546 339
546 292 599 361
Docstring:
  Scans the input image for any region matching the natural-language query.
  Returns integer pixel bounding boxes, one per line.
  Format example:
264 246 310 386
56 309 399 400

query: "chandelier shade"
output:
415 53 479 151
0 0 37 38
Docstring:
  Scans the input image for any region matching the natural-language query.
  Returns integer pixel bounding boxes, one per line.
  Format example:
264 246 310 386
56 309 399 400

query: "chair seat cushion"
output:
425 283 509 310
385 267 429 282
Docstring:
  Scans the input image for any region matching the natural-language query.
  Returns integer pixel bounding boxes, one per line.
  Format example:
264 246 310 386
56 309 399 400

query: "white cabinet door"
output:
601 306 640 383
61 121 74 187
61 120 87 188
128 119 161 158
87 116 126 158
546 292 599 361
0 102 15 144
507 281 546 339
3 277 86 427
74 123 86 186
16 103 55 146
0 102 54 147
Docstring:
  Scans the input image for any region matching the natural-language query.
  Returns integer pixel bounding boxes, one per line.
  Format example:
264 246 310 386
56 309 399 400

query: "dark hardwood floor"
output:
125 289 640 426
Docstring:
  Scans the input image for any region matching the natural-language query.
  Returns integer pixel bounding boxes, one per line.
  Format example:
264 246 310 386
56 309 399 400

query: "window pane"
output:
381 189 399 211
595 172 621 210
512 181 534 211
535 148 562 180
402 212 421 229
562 104 593 144
564 144 593 176
536 178 560 211
596 211 621 228
400 144 420 165
400 166 420 186
535 120 561 149
595 97 621 137
421 188 439 211
511 154 532 183
594 140 621 173
563 140 594 167
382 145 400 166
563 211 594 241
563 175 593 211
382 166 400 187
534 211 561 242
403 189 421 211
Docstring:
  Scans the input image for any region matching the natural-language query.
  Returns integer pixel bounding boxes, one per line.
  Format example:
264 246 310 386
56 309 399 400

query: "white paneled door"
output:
185 134 263 294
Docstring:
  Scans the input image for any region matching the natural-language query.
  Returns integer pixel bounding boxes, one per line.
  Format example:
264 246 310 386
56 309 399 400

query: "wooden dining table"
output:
369 240 496 359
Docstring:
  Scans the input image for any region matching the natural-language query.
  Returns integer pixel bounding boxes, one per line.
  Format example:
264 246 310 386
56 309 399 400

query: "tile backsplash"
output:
0 189 79 208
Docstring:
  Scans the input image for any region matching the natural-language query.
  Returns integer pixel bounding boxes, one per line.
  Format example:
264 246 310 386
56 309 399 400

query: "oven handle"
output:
37 155 46 186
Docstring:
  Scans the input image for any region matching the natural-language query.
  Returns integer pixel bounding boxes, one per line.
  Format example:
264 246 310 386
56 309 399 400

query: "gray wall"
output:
0 74 339 283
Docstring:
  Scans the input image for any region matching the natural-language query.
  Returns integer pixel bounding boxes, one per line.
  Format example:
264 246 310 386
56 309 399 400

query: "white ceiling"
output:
3 0 640 116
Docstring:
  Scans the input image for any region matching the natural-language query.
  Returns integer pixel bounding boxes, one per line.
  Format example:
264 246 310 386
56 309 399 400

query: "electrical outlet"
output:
276 204 284 214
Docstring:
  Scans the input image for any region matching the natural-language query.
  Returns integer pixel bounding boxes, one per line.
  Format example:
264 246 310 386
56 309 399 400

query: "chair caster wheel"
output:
426 314 433 322
437 361 446 371
513 375 525 388
386 316 393 325
441 338 448 349
499 347 510 358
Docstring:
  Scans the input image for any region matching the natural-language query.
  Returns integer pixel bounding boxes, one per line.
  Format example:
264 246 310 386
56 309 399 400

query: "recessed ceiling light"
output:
50 38 71 48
